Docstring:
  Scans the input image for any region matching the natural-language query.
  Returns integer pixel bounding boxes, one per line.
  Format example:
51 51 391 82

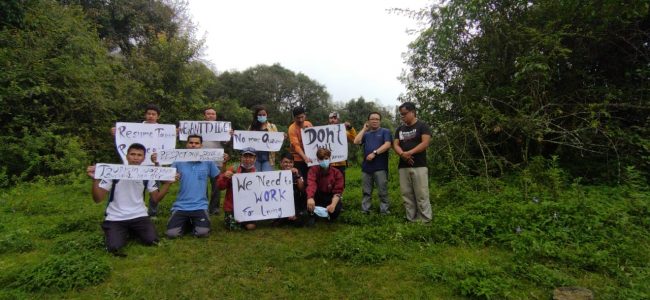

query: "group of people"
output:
88 102 431 255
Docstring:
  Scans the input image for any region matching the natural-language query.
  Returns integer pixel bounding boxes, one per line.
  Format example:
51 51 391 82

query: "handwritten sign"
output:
114 122 177 165
232 170 295 222
301 124 348 166
93 163 176 181
232 130 284 151
178 121 231 141
157 149 224 164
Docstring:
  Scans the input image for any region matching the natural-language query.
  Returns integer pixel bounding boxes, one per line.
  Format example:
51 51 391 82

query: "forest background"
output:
1 0 649 299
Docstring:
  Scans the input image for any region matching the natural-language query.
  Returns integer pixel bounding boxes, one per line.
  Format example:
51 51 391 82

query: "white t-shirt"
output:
99 179 159 221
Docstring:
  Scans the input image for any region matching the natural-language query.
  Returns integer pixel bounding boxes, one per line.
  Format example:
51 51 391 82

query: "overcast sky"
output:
187 0 429 108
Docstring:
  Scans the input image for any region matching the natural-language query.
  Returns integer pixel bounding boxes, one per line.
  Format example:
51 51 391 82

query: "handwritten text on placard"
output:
178 121 231 141
114 122 177 165
232 130 284 151
94 164 176 181
232 170 295 222
301 124 348 166
157 149 224 164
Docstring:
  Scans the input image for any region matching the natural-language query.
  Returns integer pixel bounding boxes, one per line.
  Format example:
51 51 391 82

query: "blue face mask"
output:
319 159 330 168
314 206 329 218
257 116 267 123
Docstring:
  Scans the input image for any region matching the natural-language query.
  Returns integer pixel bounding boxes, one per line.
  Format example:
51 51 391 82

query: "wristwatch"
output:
373 150 378 155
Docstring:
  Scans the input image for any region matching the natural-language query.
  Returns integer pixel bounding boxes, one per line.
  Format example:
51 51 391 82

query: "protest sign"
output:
232 170 295 222
178 121 231 141
157 149 224 164
114 122 177 164
232 130 284 151
301 124 348 166
93 163 176 181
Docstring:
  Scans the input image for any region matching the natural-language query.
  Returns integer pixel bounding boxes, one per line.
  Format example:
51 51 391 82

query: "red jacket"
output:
306 166 344 199
217 165 256 213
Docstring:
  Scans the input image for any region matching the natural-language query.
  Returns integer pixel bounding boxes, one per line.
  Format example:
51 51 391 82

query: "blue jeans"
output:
255 160 274 172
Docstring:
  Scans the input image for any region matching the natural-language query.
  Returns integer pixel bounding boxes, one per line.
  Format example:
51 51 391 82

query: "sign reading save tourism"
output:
178 121 231 141
301 124 348 166
157 149 224 164
114 122 177 165
232 130 284 151
232 170 295 222
93 163 176 181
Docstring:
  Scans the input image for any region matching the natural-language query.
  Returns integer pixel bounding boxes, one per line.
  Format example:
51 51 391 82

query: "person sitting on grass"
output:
306 148 344 223
276 153 307 226
87 143 175 256
217 147 258 230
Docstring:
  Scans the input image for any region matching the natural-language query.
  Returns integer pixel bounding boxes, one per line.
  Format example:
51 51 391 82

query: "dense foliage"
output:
402 0 650 182
0 0 388 187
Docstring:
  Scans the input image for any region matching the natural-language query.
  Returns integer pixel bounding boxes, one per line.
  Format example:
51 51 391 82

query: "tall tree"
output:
403 0 650 180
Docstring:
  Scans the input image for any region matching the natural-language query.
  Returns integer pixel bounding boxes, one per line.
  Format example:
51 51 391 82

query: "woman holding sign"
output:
248 105 278 172
306 148 345 222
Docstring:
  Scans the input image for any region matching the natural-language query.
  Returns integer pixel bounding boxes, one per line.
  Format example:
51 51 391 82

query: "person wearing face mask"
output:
306 148 344 222
248 105 278 172
217 147 258 230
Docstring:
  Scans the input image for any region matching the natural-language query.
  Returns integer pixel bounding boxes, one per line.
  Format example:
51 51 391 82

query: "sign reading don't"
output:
301 124 348 166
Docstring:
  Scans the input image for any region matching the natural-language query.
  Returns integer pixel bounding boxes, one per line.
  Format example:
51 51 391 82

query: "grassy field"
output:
1 161 649 299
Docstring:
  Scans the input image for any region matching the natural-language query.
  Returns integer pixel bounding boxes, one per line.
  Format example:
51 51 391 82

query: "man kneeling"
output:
162 135 220 238
87 143 174 255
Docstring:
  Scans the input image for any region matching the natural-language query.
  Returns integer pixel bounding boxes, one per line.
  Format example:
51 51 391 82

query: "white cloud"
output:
188 0 429 107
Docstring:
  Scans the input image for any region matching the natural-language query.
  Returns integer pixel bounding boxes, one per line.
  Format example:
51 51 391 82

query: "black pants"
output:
314 192 343 221
208 179 221 214
101 216 158 253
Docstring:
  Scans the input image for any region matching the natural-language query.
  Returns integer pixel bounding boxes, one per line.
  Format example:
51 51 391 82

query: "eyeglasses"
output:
368 118 380 121
399 111 412 116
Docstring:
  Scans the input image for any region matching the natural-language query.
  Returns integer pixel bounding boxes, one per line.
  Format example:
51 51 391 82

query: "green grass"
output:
0 162 648 299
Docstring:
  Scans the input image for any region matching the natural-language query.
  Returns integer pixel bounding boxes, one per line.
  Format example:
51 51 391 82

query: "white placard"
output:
157 149 224 164
232 130 284 151
93 163 176 181
301 124 348 166
114 122 177 165
178 121 231 141
232 170 295 222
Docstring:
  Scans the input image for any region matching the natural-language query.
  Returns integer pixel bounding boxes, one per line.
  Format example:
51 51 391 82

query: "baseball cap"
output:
328 112 338 118
241 147 256 155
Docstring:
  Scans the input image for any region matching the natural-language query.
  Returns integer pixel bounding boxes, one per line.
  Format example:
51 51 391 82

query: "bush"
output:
13 253 110 292
52 233 104 254
0 231 34 254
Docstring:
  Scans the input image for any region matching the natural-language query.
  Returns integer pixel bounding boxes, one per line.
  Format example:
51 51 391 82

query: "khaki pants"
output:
398 167 432 222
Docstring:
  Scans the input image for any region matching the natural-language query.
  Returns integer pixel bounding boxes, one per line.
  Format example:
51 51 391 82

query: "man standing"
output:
354 112 392 215
327 111 357 181
202 107 230 215
393 102 432 223
288 107 313 180
87 143 175 255
159 134 220 238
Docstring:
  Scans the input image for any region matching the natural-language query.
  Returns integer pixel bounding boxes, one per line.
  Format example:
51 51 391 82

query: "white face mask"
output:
257 116 267 123
241 162 254 170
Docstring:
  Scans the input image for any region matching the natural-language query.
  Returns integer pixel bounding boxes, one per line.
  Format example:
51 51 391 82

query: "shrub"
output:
0 231 34 254
13 253 110 292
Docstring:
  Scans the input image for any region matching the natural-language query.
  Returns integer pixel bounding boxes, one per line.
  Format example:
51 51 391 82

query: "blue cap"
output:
241 147 256 155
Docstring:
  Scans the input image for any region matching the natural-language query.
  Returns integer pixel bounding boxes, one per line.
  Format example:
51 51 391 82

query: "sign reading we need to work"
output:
232 130 284 151
178 121 231 141
114 122 177 165
301 124 348 166
93 164 176 181
157 149 224 164
232 170 295 222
